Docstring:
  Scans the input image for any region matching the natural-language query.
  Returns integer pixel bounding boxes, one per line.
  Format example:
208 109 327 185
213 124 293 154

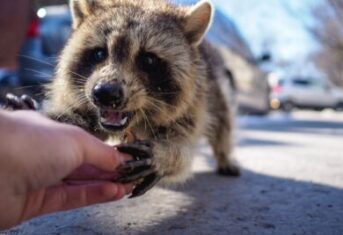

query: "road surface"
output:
2 111 343 235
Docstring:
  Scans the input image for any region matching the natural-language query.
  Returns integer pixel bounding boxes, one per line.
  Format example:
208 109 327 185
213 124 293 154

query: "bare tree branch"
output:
305 0 343 87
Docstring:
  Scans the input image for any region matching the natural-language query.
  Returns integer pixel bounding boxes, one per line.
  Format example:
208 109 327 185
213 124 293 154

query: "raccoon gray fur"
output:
9 0 240 197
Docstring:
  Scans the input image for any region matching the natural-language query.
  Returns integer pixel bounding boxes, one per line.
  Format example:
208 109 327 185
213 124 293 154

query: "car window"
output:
292 79 312 86
313 81 330 90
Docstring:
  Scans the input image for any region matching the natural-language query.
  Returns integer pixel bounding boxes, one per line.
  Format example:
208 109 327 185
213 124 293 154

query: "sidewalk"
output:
3 112 343 235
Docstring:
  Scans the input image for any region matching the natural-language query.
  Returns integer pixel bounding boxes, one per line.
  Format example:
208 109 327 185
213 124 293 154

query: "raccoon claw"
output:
4 93 38 110
117 140 153 160
129 173 161 198
21 95 38 110
117 141 160 197
117 159 154 183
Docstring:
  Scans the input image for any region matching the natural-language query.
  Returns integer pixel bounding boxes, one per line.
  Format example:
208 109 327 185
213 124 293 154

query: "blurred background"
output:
1 1 343 234
1 0 343 115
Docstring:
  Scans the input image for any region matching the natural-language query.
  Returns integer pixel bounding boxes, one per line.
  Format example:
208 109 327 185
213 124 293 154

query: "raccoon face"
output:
59 0 213 132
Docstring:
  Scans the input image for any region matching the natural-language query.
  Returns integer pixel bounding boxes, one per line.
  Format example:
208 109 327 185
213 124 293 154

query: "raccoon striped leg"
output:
4 93 38 110
207 105 240 177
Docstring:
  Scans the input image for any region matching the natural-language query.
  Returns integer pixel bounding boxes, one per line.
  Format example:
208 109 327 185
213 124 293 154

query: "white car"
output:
270 78 343 111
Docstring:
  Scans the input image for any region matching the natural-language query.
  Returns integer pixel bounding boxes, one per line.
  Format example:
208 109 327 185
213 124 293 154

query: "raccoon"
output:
6 0 239 197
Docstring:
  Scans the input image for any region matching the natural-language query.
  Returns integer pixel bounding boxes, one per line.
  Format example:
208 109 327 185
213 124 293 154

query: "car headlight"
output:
270 98 281 109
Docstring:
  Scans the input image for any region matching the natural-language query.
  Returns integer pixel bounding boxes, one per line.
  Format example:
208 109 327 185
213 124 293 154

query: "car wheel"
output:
282 101 294 112
335 102 343 111
314 107 324 111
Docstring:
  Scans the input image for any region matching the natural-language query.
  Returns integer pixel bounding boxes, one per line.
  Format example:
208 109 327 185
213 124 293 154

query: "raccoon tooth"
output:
120 116 128 125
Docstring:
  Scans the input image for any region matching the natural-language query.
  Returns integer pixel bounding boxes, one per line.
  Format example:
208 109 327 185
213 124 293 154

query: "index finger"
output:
76 130 130 172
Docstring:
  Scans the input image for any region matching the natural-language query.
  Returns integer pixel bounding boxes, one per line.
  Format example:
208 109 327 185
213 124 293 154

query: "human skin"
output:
0 110 132 230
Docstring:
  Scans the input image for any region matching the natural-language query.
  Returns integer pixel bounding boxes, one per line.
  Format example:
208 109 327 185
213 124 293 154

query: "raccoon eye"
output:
91 48 108 64
137 52 160 72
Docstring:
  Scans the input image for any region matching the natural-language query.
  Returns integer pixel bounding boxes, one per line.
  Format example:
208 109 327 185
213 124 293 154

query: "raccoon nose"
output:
92 82 124 108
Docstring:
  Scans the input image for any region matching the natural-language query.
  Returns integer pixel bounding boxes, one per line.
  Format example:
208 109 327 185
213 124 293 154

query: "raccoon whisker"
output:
75 95 88 105
18 54 56 68
154 92 179 95
71 79 86 84
24 68 54 80
70 75 88 82
55 106 72 121
124 93 158 110
147 94 190 114
144 98 167 113
55 105 78 120
60 66 89 81
140 100 188 140
131 90 178 109
58 102 76 116
54 95 89 121
146 97 176 109
75 95 90 108
129 90 145 101
139 108 157 139
10 89 46 99
12 85 43 90
142 111 150 133
19 55 87 81
68 72 88 81
74 85 84 90
18 69 52 95
10 86 46 98
52 84 89 112
138 109 148 132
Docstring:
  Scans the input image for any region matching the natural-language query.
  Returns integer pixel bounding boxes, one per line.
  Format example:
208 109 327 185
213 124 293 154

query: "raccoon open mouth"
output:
99 110 133 131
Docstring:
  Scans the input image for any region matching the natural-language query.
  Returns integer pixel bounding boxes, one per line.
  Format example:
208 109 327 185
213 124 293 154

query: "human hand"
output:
0 111 132 230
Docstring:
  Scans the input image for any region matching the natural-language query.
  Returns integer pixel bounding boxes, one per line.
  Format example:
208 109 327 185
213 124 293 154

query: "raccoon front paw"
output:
217 164 241 177
4 93 38 111
116 141 161 198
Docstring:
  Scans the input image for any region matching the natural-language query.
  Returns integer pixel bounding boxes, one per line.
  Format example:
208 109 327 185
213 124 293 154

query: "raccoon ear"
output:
70 0 99 29
184 0 214 46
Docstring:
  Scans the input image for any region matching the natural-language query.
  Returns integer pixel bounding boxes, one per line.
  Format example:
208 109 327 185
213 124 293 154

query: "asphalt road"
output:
2 111 343 235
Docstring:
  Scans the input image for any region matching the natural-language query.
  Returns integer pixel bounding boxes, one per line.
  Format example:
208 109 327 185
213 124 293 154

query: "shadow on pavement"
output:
6 170 343 235
238 137 293 147
139 170 343 235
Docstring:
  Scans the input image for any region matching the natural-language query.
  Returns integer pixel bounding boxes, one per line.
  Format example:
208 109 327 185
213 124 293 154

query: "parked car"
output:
270 77 343 112
216 45 270 115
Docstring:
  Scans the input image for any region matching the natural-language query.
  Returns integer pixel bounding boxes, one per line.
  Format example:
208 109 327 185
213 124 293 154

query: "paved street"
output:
3 111 343 235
